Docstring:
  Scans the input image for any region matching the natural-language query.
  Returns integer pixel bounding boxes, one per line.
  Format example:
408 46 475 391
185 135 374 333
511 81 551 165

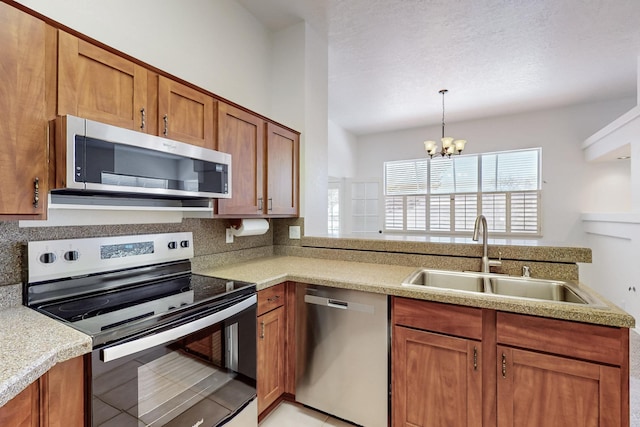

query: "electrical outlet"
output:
289 225 301 239
226 228 234 244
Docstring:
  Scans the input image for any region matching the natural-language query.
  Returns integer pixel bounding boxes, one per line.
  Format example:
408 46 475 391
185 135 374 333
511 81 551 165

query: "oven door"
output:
90 294 257 427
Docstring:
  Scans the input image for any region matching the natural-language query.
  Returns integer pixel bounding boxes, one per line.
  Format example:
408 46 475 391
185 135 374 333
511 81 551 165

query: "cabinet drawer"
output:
392 297 483 340
258 283 286 316
496 311 626 366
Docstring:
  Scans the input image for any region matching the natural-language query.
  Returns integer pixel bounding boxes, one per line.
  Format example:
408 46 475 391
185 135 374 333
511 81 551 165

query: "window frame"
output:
383 148 542 237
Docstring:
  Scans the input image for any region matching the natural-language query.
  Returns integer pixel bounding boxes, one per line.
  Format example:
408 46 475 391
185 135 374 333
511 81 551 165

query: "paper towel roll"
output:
230 218 269 237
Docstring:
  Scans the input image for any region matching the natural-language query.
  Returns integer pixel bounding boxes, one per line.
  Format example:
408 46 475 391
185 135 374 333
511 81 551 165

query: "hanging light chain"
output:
440 89 447 139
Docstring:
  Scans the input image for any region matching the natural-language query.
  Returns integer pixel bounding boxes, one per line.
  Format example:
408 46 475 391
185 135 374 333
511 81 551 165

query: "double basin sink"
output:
402 269 605 307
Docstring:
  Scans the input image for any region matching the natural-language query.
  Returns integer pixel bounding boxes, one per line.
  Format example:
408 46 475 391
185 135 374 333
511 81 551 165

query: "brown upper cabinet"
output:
2 2 298 217
158 76 216 149
217 102 299 217
57 32 216 150
57 31 148 132
217 102 265 216
0 3 48 219
266 122 299 216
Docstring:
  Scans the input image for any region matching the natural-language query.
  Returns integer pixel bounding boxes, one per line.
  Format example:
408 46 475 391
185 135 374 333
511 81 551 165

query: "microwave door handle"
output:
101 294 256 363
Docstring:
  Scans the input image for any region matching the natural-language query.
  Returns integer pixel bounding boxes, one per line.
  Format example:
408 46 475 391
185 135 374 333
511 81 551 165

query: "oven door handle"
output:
101 294 256 363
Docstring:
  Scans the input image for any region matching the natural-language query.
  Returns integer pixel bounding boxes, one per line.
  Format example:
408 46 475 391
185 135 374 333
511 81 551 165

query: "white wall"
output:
582 161 632 213
301 24 329 235
352 97 635 244
270 22 328 235
17 0 273 118
580 224 640 324
328 120 358 178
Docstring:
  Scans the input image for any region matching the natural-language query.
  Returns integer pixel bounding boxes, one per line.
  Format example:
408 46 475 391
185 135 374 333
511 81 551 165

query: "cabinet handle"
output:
260 321 265 339
473 346 478 371
268 198 273 211
267 295 280 302
258 198 263 211
501 353 507 378
33 177 39 208
140 108 146 130
163 114 168 136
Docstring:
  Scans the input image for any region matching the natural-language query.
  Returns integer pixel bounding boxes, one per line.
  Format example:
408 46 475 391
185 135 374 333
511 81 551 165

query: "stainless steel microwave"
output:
53 115 231 199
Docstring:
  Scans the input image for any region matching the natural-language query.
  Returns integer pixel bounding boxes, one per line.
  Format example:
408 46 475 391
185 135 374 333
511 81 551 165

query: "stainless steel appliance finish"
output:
54 115 231 199
296 285 388 427
25 233 257 427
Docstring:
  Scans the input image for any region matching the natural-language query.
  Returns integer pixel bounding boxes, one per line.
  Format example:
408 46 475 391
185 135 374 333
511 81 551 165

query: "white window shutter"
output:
406 195 427 231
385 196 404 230
430 195 451 231
510 191 539 233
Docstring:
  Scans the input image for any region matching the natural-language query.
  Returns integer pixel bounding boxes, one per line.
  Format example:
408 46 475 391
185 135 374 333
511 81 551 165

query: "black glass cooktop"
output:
35 273 255 346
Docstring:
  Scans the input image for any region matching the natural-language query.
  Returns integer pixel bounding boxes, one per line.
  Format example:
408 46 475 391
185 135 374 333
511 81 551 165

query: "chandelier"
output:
423 89 467 158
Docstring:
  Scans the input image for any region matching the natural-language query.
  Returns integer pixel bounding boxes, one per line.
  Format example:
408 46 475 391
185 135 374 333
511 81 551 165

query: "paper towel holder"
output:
225 218 270 243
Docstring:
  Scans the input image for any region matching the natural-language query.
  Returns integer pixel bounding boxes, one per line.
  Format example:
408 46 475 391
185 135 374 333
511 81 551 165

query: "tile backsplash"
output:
0 218 281 286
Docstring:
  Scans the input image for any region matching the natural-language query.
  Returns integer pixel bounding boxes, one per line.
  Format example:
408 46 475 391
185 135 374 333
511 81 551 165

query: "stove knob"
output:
180 240 190 248
39 252 56 264
168 241 177 250
64 250 79 261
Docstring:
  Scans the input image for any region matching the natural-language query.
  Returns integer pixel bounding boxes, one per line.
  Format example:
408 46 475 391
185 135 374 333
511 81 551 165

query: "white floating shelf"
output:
582 105 640 162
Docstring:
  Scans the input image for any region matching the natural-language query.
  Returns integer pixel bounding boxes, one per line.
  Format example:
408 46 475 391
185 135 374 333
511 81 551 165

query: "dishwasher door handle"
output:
304 294 375 314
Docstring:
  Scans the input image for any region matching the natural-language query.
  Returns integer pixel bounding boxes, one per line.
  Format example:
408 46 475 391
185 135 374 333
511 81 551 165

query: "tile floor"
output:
259 401 355 427
262 331 640 426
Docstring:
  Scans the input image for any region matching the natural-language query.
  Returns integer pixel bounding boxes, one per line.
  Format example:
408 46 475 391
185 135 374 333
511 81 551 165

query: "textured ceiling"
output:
237 0 640 136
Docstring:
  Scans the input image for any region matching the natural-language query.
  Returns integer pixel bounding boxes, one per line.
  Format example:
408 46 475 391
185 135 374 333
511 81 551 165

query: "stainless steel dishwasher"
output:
295 284 388 427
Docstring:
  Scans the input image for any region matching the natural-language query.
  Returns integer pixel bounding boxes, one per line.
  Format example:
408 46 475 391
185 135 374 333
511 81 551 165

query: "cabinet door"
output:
44 356 85 427
217 102 264 216
0 381 38 427
257 306 285 414
392 326 482 427
266 122 299 216
497 345 621 427
58 31 148 131
0 3 47 218
158 76 215 149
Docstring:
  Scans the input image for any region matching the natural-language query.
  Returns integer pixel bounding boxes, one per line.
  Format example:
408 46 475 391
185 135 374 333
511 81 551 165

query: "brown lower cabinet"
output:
392 297 629 427
256 282 296 418
0 356 84 427
257 304 285 412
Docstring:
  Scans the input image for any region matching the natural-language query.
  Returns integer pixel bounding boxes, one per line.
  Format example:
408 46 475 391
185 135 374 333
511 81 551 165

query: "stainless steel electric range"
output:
24 232 257 427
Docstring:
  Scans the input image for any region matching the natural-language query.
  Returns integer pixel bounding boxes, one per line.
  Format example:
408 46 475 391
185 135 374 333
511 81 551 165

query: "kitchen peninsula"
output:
0 232 633 426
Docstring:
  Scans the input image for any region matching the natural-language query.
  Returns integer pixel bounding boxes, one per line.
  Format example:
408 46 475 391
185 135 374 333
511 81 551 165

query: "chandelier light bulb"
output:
424 140 437 155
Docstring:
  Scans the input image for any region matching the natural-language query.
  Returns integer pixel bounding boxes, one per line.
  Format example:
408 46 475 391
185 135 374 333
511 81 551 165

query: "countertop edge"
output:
198 255 635 329
0 307 92 408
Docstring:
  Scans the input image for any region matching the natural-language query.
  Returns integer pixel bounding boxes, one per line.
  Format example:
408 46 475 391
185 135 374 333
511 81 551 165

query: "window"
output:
328 185 340 235
383 148 541 235
350 180 381 233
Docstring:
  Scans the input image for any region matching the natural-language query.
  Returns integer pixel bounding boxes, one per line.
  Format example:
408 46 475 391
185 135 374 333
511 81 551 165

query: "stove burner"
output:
58 296 110 313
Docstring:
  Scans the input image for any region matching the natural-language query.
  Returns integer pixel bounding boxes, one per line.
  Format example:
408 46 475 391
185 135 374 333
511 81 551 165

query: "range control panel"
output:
27 232 194 283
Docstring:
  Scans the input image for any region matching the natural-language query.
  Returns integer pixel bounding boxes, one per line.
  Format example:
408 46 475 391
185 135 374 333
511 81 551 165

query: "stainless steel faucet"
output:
473 214 502 273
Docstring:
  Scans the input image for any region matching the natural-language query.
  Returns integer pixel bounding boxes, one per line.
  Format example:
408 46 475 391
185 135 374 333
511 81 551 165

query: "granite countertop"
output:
0 306 92 407
197 255 635 328
0 253 633 409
